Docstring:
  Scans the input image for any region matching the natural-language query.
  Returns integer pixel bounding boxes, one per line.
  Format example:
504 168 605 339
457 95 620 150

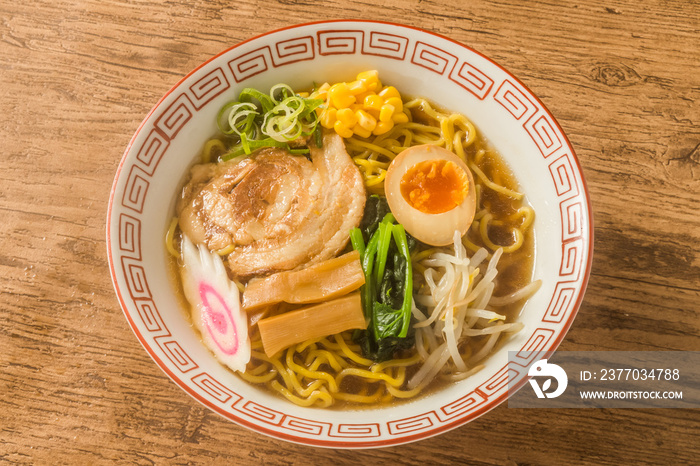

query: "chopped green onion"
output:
221 137 290 161
270 83 295 103
238 88 274 113
288 148 310 155
313 124 323 148
216 83 324 162
240 132 250 155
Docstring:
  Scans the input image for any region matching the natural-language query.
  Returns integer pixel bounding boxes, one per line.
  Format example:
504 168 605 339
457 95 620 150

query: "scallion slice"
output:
216 84 324 162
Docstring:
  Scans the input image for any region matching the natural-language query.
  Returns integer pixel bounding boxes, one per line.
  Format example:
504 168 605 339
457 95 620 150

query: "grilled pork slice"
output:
177 131 366 279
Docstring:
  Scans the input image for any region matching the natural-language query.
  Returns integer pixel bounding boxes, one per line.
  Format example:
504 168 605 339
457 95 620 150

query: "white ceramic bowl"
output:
107 20 593 448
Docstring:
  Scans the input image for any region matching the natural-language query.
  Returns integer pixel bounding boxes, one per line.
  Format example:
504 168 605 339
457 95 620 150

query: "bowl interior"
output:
107 20 591 448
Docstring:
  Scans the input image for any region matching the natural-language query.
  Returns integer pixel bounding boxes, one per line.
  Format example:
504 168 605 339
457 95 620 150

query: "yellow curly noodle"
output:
242 320 454 407
165 217 180 259
241 329 407 407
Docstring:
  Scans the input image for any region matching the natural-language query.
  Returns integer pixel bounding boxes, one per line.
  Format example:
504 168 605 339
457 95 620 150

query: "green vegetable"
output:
217 84 323 162
392 224 413 337
349 228 365 257
351 203 415 362
313 123 323 149
359 195 392 241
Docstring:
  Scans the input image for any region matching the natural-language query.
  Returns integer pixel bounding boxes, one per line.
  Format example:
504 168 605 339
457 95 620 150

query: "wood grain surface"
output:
1 0 698 464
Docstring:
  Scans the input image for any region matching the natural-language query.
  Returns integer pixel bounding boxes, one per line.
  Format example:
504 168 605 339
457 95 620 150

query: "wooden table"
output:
1 1 698 464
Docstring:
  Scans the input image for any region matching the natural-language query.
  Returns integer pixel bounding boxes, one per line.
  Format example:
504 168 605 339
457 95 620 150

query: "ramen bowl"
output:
107 20 592 448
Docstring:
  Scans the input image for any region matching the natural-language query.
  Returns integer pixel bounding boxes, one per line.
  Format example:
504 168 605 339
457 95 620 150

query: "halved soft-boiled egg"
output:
385 144 476 246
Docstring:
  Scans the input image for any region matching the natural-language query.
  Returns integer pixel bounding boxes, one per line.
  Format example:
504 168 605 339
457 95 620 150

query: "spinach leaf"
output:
373 302 404 340
350 200 415 362
354 330 415 363
360 195 392 242
378 250 408 309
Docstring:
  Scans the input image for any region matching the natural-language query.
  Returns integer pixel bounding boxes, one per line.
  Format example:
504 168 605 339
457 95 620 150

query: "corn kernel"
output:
354 91 372 103
378 86 401 100
310 86 328 101
317 82 331 92
355 109 377 131
334 120 354 138
353 125 372 139
347 80 368 95
329 83 356 108
373 120 394 135
364 94 383 111
385 96 403 112
356 70 379 81
357 70 381 91
379 104 395 122
320 107 337 128
392 111 409 124
365 107 381 120
336 108 358 127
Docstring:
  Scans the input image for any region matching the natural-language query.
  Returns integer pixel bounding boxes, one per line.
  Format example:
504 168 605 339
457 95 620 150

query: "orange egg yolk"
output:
399 159 468 214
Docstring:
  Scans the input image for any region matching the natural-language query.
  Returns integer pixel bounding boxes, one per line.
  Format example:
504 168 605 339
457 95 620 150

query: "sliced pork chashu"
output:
177 131 366 279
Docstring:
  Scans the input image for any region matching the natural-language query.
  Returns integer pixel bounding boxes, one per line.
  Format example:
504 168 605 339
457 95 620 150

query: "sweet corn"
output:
320 107 337 128
336 108 358 127
355 109 377 131
378 86 400 100
363 94 383 112
319 71 407 139
352 125 372 139
379 104 395 123
311 82 330 101
364 108 381 120
357 70 381 91
385 96 403 112
347 80 368 95
373 120 394 135
329 83 356 108
334 120 354 138
356 70 378 81
354 91 372 103
392 111 409 124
